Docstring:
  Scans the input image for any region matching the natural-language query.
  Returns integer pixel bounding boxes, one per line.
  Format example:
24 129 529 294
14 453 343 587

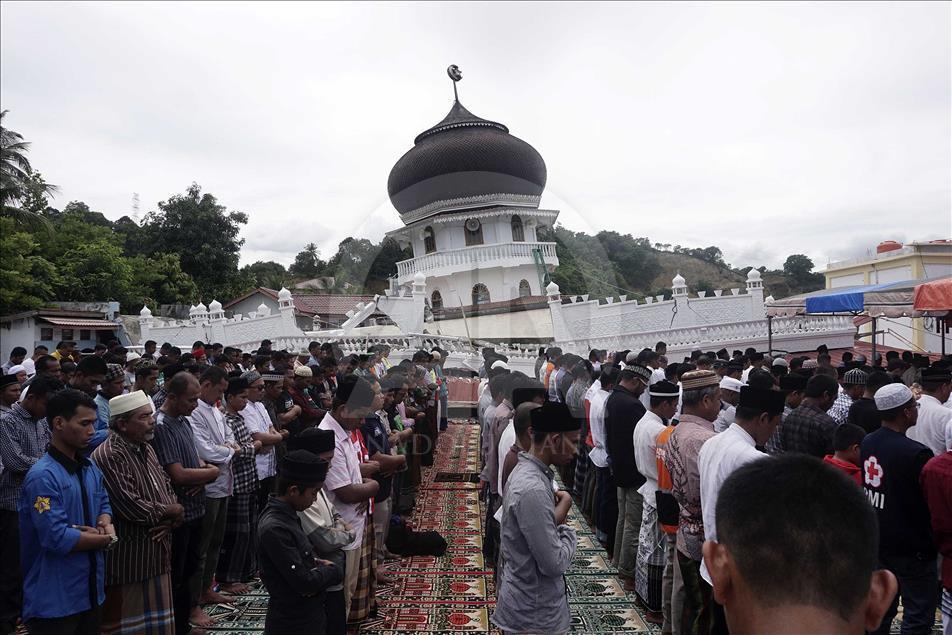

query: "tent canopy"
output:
913 277 952 312
766 276 949 318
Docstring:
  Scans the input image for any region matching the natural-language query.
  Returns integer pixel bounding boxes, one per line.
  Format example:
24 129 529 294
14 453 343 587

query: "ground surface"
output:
199 420 942 634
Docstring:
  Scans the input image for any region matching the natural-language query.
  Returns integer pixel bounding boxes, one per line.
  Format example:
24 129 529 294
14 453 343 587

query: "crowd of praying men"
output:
478 343 951 635
0 338 451 635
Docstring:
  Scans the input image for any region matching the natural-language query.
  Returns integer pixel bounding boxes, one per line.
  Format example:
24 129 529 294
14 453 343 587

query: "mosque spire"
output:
447 64 462 102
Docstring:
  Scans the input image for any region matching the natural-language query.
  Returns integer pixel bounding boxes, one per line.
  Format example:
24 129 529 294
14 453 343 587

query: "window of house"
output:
472 283 491 305
464 218 484 246
423 226 437 254
511 215 525 242
40 328 54 341
80 330 91 341
431 290 443 311
518 279 531 298
61 329 74 341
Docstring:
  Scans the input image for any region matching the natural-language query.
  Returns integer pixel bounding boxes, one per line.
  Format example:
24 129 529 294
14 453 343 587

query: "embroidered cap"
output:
874 383 914 411
680 370 719 390
109 390 153 417
843 368 869 386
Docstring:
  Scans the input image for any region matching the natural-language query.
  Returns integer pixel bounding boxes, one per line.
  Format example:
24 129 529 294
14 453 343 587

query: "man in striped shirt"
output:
93 391 184 635
151 372 220 633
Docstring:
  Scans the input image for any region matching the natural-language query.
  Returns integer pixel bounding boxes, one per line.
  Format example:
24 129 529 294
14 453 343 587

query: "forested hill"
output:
539 226 825 301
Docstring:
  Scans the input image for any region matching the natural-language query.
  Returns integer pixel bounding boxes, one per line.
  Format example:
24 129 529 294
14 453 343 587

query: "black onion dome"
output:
388 100 547 218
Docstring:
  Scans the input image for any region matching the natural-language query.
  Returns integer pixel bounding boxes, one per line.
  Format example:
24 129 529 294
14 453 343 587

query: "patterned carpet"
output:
198 420 941 634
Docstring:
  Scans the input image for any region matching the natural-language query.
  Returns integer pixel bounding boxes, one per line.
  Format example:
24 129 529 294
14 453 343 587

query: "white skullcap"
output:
625 351 639 364
874 383 914 411
7 365 25 376
719 377 744 392
771 357 789 368
294 365 313 378
109 390 152 417
22 358 35 377
431 351 441 361
126 351 141 363
490 360 509 370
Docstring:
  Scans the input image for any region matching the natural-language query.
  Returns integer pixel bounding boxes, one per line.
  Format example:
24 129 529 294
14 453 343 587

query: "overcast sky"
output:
2 1 949 273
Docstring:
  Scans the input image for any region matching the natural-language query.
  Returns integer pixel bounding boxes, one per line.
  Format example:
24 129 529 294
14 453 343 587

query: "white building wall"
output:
871 265 913 285
430 307 553 340
923 262 952 279
228 294 280 319
426 264 542 308
830 272 866 288
0 317 39 361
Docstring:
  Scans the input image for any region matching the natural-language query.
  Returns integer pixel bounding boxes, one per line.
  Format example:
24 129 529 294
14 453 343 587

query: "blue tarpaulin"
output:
805 284 883 313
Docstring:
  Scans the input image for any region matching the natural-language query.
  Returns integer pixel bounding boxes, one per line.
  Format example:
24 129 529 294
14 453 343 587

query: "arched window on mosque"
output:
472 283 491 305
423 226 436 254
511 215 525 242
518 279 531 298
464 218 484 246
431 290 443 311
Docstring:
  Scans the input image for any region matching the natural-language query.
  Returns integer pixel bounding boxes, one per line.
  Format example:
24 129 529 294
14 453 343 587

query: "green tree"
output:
242 260 289 289
0 111 56 232
288 243 325 279
55 239 133 305
783 254 815 280
139 183 248 301
128 253 200 309
0 218 57 313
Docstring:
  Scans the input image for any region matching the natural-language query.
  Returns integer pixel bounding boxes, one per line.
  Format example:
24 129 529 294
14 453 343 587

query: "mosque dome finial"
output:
388 67 547 222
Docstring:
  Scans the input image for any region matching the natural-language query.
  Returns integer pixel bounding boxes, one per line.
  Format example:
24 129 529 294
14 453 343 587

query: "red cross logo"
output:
864 455 883 487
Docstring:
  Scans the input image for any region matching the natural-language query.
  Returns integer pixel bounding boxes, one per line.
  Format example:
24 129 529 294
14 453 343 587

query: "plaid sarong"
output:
635 500 666 612
217 491 258 583
101 573 174 635
347 514 377 624
573 443 589 499
580 456 597 521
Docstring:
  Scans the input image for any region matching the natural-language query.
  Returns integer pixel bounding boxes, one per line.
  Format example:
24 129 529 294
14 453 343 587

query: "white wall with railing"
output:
396 241 558 282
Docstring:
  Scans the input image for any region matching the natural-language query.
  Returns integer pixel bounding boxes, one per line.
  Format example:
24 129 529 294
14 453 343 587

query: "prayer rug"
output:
194 420 941 634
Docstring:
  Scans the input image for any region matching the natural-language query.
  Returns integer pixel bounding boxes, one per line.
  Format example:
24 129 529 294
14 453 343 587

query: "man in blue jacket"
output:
18 389 114 634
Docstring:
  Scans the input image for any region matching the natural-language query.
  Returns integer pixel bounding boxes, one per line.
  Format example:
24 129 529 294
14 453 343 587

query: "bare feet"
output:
199 589 230 605
189 607 215 628
218 582 251 594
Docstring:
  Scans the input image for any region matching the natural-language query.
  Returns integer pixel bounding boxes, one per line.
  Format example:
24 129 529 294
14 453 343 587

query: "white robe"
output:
907 394 952 456
698 423 764 584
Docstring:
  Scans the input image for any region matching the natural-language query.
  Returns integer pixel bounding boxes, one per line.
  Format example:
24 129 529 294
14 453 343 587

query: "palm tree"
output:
1 109 56 231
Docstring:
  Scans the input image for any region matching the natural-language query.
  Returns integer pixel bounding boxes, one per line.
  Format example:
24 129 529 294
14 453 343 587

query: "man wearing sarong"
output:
93 391 183 635
632 380 680 625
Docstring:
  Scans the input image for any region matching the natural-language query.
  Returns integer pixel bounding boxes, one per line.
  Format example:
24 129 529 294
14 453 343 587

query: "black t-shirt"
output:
361 414 393 503
860 427 935 559
848 397 881 434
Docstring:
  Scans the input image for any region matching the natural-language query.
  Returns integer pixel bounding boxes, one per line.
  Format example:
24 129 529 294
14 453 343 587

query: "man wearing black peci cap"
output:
491 401 579 635
698 386 786 632
908 365 952 455
258 450 342 633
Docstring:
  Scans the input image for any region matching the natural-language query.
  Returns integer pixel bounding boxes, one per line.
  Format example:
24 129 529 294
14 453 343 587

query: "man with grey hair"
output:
663 370 722 634
92 391 183 634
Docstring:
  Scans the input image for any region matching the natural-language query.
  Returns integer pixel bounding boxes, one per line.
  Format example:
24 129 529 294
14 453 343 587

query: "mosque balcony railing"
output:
395 241 558 283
